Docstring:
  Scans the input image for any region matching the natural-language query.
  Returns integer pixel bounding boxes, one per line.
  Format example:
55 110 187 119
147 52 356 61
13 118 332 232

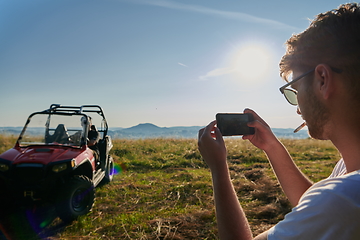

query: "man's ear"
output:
314 64 335 100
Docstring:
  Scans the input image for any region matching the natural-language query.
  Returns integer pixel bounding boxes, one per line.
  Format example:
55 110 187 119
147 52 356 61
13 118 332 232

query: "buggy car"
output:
0 104 115 221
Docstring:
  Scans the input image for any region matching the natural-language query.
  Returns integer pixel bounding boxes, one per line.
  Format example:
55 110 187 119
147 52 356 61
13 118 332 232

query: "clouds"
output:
124 0 298 30
199 43 274 81
121 0 295 82
178 62 188 67
199 66 234 80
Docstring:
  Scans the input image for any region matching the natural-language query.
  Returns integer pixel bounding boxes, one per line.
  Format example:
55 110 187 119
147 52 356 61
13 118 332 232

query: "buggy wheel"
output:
56 175 95 222
102 156 115 184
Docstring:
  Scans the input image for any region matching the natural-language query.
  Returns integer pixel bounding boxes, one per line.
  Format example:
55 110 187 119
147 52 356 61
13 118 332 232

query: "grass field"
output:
0 135 340 239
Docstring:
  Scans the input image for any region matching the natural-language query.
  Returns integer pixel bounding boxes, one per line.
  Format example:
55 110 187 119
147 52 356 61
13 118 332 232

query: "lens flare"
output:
113 162 126 175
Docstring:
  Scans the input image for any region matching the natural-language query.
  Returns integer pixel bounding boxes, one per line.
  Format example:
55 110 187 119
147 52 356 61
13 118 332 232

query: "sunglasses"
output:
279 67 342 106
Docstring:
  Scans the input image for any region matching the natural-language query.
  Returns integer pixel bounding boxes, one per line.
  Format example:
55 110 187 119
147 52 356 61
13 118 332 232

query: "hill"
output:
110 124 310 139
108 123 204 139
0 124 310 139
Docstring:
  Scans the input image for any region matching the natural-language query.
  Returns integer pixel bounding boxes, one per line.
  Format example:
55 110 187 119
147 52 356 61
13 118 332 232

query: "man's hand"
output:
198 120 227 171
242 109 279 152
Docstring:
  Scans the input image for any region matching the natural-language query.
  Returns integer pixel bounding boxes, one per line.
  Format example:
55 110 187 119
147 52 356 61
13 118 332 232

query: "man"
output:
198 3 360 239
85 117 100 161
70 116 100 147
88 124 100 148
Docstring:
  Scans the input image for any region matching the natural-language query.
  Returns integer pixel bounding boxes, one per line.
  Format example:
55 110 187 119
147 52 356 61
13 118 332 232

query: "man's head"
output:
280 3 360 139
81 116 92 128
81 116 88 128
280 3 360 100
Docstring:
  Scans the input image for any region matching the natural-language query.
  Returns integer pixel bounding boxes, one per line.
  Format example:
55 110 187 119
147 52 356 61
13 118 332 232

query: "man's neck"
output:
331 124 360 173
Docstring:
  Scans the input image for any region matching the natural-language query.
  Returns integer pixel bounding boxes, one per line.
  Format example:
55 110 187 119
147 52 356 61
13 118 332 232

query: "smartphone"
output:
216 113 255 136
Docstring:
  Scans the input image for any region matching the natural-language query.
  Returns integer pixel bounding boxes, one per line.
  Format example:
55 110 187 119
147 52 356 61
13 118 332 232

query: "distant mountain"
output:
0 127 23 136
272 128 309 139
108 124 310 139
108 123 203 139
125 123 162 132
0 124 310 139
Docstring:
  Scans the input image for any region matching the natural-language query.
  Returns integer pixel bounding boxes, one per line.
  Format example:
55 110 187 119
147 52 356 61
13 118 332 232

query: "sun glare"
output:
232 44 271 81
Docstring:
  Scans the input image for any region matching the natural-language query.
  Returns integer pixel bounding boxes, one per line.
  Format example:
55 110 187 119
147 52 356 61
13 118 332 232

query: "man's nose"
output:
297 107 301 115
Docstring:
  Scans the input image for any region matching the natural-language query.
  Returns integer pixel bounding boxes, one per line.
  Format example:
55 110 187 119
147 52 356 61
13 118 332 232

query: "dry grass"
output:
0 136 340 239
0 134 17 153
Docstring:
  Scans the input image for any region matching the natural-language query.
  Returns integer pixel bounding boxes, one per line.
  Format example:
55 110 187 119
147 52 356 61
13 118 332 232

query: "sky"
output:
0 0 348 129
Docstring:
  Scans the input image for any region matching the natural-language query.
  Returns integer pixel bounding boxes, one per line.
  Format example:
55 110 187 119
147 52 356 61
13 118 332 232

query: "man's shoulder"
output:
321 169 360 187
301 170 360 204
268 171 360 239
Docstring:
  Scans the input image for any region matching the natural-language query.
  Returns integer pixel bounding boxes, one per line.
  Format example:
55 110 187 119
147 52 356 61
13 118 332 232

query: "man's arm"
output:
243 109 312 206
211 164 269 240
198 121 268 240
211 160 253 240
255 232 268 240
263 141 312 206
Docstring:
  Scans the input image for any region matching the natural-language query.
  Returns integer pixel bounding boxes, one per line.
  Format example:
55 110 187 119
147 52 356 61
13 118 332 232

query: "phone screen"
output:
216 113 255 136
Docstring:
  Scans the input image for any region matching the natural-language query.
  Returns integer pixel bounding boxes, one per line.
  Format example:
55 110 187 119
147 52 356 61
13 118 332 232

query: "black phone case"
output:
216 113 255 136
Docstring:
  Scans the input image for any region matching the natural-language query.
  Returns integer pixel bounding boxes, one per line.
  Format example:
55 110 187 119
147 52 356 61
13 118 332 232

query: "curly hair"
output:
280 3 360 93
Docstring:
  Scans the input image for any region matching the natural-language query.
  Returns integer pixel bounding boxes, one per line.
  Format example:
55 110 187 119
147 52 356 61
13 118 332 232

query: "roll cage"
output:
16 104 109 148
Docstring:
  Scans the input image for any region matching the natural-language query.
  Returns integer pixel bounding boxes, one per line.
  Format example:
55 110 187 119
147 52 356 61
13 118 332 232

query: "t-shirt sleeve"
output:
267 177 360 240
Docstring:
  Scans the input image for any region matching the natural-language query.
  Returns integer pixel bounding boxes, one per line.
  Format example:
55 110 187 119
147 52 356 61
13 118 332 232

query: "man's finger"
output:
213 126 224 144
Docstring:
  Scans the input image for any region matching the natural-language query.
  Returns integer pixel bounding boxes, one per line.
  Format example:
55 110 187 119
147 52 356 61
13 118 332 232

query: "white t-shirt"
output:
328 158 347 178
268 160 360 240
